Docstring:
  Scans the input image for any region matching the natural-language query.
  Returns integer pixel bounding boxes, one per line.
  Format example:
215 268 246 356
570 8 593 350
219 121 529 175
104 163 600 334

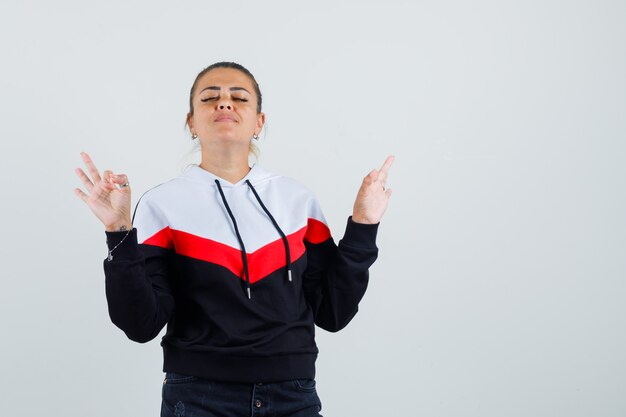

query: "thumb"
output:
102 170 116 183
363 169 378 186
105 172 130 189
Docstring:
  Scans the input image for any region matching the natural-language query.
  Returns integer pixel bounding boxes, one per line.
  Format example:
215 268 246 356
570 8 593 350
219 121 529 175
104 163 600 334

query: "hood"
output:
181 163 278 189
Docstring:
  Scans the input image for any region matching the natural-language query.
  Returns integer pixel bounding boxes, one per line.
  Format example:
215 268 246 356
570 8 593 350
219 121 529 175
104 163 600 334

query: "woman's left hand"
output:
352 155 395 224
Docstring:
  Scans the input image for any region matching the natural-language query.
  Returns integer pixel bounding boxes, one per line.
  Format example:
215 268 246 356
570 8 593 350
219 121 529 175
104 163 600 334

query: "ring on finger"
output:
120 182 130 188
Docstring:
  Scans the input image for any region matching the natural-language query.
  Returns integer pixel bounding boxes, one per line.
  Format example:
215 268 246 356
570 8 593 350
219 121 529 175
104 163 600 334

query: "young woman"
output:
75 62 393 417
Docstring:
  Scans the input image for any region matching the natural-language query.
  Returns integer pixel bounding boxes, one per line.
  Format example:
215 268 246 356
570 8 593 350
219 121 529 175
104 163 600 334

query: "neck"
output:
199 146 251 184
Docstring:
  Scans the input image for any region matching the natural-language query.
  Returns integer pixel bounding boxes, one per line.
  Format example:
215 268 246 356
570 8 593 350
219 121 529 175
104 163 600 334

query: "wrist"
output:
105 222 132 233
350 215 376 225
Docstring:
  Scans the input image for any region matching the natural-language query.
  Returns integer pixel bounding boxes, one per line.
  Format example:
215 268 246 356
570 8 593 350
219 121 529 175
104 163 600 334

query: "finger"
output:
91 171 116 194
103 170 114 183
379 155 395 176
97 169 114 190
110 173 130 188
81 151 102 184
376 155 394 186
377 170 387 185
75 167 94 191
74 188 89 203
99 178 117 193
104 172 131 192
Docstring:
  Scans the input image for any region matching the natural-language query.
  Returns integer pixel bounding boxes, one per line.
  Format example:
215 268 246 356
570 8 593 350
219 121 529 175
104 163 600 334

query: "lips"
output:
214 114 237 122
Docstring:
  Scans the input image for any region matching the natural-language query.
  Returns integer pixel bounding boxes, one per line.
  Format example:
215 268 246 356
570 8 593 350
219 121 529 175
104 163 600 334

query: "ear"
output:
186 112 194 134
255 112 266 134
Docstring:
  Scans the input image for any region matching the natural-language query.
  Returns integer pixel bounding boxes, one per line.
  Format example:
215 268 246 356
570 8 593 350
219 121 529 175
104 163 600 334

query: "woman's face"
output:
187 67 265 150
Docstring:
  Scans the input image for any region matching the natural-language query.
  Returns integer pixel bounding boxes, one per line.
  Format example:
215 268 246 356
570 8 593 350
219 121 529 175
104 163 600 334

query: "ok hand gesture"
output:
74 152 132 232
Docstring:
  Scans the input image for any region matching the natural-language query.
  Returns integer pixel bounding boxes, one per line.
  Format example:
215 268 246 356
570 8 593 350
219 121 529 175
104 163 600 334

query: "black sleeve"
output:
103 229 175 343
302 216 379 332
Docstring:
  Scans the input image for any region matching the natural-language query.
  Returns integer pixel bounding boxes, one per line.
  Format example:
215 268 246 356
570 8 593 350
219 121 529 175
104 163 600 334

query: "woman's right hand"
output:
74 152 132 232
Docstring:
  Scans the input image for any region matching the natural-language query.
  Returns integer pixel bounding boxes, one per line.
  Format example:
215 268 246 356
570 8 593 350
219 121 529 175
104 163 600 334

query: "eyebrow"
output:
199 86 251 94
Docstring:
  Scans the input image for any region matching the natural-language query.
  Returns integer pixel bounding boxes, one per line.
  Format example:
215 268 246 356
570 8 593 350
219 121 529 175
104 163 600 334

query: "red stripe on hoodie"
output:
142 224 325 284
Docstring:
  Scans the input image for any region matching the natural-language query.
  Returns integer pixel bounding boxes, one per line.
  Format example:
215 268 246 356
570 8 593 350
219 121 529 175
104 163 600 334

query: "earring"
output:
252 133 259 140
192 133 198 140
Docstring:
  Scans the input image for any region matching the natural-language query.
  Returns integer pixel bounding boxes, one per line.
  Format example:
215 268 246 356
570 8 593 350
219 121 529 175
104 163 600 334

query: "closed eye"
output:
200 96 218 102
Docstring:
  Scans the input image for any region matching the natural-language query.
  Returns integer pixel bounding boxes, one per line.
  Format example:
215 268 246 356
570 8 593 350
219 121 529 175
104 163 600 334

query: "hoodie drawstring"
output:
215 179 293 300
245 180 292 283
215 179 252 299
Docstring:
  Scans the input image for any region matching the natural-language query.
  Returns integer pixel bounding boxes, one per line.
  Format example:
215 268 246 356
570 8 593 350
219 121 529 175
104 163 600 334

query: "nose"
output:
217 95 233 111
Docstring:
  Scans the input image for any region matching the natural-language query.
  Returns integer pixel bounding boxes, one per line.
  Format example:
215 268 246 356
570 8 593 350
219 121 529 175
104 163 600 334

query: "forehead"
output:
196 67 255 92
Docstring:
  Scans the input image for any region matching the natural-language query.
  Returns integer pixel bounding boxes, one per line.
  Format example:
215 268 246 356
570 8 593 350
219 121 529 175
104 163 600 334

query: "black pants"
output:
161 372 323 417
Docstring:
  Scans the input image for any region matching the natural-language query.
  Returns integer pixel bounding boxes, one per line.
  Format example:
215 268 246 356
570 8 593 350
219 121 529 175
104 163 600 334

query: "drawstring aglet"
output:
288 269 292 282
247 287 251 299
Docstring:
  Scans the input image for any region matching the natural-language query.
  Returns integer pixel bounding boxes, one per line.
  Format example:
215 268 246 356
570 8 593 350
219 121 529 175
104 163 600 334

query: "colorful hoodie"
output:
103 164 379 383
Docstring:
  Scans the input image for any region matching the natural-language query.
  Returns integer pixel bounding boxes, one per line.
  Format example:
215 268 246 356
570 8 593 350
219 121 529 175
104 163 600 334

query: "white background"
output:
1 1 624 416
